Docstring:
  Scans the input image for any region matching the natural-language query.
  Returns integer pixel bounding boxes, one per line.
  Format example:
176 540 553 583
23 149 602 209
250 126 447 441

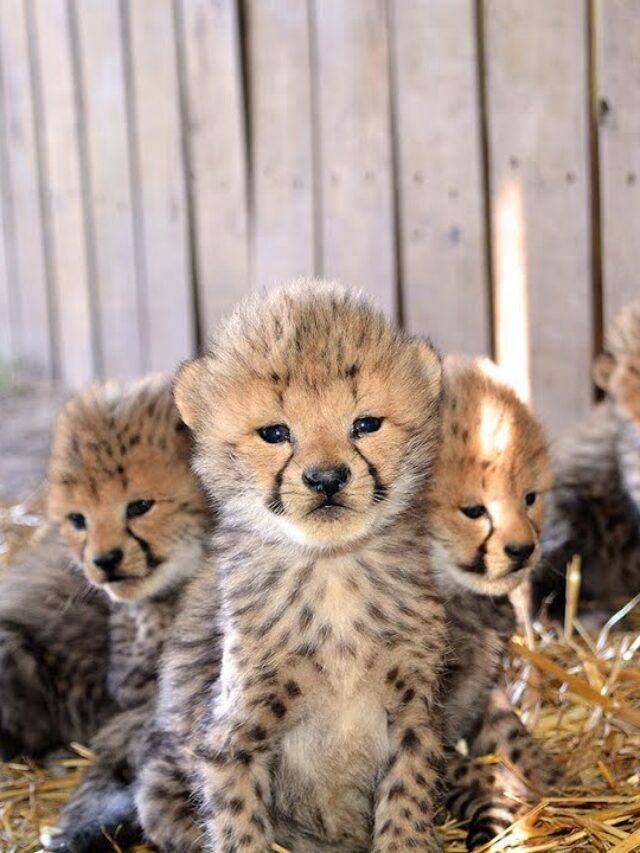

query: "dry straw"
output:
1 504 639 852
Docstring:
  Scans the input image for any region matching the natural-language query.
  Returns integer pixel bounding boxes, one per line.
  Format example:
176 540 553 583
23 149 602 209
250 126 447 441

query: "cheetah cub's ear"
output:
593 352 615 391
410 338 443 400
174 356 218 430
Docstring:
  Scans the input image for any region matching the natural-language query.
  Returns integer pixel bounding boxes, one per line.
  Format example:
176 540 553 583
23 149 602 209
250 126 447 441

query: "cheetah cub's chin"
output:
177 281 442 551
430 356 551 599
47 375 209 603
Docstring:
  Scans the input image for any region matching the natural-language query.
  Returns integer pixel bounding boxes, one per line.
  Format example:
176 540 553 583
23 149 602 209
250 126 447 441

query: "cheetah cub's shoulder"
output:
140 281 447 853
429 356 561 850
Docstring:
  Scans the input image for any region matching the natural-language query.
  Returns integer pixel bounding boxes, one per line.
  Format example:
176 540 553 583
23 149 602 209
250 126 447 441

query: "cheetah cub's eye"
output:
67 512 86 530
258 424 291 444
352 416 383 438
460 504 487 520
524 491 537 507
126 499 156 519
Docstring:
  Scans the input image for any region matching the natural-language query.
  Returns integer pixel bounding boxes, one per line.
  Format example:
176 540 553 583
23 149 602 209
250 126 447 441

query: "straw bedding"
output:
1 503 639 853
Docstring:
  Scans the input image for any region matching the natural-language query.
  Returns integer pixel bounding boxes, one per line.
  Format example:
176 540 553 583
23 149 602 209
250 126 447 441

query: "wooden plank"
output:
595 0 640 328
126 0 194 370
390 0 489 354
31 0 95 388
0 0 52 379
0 160 14 368
247 0 315 289
74 0 142 379
485 0 592 439
177 0 248 338
312 0 396 316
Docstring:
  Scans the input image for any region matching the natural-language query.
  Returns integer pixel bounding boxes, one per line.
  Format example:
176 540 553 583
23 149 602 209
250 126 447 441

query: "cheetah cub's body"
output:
429 357 562 850
138 282 447 853
533 300 640 619
0 376 210 853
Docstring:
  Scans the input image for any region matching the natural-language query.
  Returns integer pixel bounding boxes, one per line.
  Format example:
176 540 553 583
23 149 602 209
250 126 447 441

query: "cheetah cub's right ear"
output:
174 356 217 430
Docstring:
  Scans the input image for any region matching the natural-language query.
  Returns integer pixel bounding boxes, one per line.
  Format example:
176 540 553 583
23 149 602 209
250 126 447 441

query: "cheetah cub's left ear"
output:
410 338 443 400
174 356 217 430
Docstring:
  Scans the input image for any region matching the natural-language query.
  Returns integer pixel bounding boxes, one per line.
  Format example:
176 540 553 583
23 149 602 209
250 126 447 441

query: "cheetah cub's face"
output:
176 281 442 549
430 357 551 596
593 299 640 426
47 375 209 602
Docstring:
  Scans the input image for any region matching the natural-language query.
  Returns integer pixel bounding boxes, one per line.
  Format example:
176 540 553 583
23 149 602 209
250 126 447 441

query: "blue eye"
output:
126 499 155 519
460 505 487 520
67 512 86 530
258 424 290 444
352 416 383 438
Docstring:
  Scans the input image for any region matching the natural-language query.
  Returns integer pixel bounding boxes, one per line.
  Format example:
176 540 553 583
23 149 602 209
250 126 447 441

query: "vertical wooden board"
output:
75 0 142 379
595 0 640 329
0 180 14 367
127 0 194 370
0 0 52 379
178 0 248 340
312 0 396 316
390 0 489 354
247 0 315 290
485 0 592 439
31 0 95 388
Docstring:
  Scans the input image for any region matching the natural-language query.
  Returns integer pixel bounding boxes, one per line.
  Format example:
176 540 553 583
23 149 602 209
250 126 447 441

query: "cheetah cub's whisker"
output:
136 281 448 853
427 356 565 851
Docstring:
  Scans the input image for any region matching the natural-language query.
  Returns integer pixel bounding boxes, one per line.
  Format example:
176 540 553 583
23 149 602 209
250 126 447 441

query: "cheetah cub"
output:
429 356 562 850
0 375 210 852
533 299 640 620
138 282 447 853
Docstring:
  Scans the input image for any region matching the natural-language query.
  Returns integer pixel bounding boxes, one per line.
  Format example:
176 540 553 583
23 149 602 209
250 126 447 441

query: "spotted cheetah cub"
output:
533 300 640 619
137 282 447 853
0 375 210 852
429 356 562 850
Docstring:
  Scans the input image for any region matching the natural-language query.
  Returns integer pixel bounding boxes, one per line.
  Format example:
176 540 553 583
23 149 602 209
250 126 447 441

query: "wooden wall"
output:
0 0 638 439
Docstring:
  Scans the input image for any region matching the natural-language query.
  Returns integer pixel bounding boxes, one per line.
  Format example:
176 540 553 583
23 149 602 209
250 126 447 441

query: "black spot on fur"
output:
401 728 419 751
284 680 301 697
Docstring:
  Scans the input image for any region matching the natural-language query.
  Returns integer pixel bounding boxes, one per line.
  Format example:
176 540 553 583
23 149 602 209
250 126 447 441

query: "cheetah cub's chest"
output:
279 555 392 817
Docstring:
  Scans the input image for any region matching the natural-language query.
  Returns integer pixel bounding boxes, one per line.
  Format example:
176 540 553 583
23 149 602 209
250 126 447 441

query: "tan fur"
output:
12 376 212 853
428 358 561 850
48 374 208 602
430 356 551 599
138 281 447 853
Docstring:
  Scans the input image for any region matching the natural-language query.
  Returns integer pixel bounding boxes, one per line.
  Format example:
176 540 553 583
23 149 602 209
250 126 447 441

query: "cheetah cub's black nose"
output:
93 547 125 578
504 542 535 563
303 466 351 498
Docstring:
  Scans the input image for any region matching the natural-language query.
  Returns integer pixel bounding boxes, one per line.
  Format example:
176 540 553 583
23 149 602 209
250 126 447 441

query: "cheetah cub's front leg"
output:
198 673 304 851
373 650 445 853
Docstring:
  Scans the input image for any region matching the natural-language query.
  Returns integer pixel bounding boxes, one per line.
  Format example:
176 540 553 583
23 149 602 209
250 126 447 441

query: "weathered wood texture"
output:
1 0 637 439
485 0 593 439
595 0 640 328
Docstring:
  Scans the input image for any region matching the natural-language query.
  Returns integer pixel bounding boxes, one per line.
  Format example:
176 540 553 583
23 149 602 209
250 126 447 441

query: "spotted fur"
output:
136 281 448 853
428 357 563 849
0 376 210 853
533 301 640 619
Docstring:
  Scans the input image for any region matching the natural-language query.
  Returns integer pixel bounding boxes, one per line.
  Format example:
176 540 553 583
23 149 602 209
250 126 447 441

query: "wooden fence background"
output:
0 0 638 440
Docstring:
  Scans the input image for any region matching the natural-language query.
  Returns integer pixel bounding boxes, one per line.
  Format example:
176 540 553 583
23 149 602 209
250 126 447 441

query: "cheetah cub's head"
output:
593 299 640 425
429 356 551 596
175 281 442 549
47 375 209 602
